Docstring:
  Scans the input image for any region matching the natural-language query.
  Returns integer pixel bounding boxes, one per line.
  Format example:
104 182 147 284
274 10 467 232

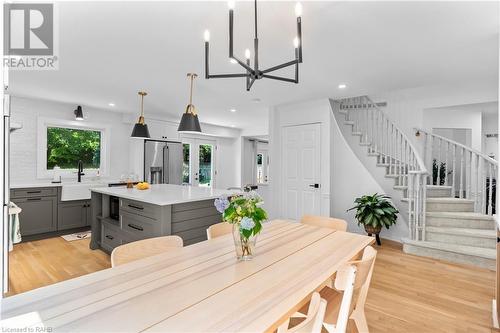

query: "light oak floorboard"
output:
6 236 497 333
7 237 110 296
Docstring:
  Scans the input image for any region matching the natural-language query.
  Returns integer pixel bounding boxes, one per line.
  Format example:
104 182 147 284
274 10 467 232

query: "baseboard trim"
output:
380 237 403 250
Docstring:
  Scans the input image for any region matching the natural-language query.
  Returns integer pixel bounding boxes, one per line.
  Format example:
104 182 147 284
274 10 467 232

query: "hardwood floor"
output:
5 237 496 332
7 236 110 295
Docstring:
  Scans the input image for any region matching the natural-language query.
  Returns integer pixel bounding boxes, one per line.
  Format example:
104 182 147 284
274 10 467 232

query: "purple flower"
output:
214 196 230 213
240 217 255 231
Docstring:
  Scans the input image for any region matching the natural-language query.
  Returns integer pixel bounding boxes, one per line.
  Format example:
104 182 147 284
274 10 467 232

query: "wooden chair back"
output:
278 292 327 333
300 215 348 232
111 235 183 267
334 246 377 318
206 222 233 240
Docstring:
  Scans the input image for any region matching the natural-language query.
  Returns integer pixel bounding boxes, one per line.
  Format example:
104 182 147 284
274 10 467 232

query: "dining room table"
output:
0 219 374 332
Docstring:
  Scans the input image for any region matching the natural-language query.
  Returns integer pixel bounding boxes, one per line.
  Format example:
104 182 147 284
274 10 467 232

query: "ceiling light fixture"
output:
178 73 202 133
108 102 115 107
338 84 347 89
131 91 151 138
230 108 236 113
204 0 303 91
74 106 84 120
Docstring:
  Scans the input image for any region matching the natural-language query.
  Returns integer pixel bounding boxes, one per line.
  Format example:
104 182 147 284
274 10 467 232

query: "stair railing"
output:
338 96 428 241
417 128 497 216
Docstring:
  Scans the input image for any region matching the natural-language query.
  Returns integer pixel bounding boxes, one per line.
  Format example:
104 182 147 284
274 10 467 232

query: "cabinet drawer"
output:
101 221 122 251
11 187 57 199
120 198 159 220
121 211 160 239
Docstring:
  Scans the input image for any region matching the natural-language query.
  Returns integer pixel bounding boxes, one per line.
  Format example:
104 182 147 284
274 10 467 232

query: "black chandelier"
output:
204 0 303 91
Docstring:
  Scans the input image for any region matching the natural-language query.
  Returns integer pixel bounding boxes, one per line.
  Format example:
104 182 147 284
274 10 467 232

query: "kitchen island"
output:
89 184 236 251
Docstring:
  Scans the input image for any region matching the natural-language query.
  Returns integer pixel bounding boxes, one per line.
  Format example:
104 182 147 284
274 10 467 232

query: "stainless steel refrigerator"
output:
143 139 183 185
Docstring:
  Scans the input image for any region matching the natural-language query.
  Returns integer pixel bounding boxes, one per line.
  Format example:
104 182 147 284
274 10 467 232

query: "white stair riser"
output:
426 188 452 198
425 232 496 249
426 201 474 212
426 216 495 229
403 243 495 270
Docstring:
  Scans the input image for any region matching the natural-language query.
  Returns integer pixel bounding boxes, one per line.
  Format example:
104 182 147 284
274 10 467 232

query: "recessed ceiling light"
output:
251 98 261 103
108 102 115 107
230 125 236 128
230 108 236 113
338 84 347 89
230 58 237 64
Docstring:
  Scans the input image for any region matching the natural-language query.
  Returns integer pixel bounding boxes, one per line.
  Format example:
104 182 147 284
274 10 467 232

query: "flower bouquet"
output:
214 192 268 260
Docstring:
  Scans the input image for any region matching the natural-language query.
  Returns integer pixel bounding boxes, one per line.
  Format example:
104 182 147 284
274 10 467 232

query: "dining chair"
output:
277 292 328 333
278 266 358 333
300 215 348 232
206 222 233 240
323 245 377 333
111 235 183 267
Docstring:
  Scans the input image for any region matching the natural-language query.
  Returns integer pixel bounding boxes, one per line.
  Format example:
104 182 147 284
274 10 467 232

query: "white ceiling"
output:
9 1 499 131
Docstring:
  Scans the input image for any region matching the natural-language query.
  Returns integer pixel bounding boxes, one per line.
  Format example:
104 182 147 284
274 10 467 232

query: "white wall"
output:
482 112 498 159
268 99 332 220
423 107 482 151
10 96 131 183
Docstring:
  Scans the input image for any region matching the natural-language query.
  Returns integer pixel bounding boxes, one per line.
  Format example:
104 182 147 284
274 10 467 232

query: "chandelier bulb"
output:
245 49 251 59
293 37 299 49
295 2 302 17
204 30 210 42
228 1 235 10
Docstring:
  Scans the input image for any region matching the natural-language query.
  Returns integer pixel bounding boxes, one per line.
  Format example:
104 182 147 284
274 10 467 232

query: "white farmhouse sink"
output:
61 182 108 201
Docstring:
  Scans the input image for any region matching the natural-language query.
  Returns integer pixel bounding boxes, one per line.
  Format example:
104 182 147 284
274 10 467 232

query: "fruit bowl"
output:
136 182 150 190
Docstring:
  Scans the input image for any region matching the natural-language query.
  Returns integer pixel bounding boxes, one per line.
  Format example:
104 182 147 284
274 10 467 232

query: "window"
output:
47 127 101 170
37 118 110 178
256 149 269 184
183 143 190 184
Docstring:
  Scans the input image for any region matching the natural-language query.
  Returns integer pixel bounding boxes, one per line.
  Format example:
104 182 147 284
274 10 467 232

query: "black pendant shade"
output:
178 73 202 133
131 91 151 138
74 106 84 120
131 120 150 138
178 107 201 132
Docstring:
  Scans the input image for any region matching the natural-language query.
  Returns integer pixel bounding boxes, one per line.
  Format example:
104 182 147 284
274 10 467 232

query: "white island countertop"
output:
90 184 239 206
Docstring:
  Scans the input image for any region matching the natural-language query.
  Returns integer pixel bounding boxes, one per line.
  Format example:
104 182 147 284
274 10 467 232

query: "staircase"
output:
332 96 497 270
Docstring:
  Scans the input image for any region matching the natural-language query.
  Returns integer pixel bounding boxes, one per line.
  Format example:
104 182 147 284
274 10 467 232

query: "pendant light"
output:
178 73 202 133
131 91 151 138
74 106 84 120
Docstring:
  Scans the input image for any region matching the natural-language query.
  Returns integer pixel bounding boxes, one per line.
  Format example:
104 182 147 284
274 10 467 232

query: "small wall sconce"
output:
74 106 84 120
415 130 420 137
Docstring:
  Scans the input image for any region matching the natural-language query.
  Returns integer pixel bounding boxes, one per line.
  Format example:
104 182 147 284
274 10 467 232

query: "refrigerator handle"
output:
163 145 169 184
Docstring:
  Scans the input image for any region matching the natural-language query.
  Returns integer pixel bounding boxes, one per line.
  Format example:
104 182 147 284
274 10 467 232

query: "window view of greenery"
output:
256 153 263 183
47 127 101 169
199 144 212 187
183 144 190 183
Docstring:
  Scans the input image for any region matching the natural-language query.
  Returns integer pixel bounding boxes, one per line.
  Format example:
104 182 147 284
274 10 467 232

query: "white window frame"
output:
37 117 111 179
256 142 269 185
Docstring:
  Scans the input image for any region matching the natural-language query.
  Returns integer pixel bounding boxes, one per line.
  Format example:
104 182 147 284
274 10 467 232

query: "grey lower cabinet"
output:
11 186 93 238
58 200 91 230
11 196 57 236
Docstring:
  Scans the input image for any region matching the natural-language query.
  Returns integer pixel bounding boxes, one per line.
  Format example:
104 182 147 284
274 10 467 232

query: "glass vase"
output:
232 224 257 261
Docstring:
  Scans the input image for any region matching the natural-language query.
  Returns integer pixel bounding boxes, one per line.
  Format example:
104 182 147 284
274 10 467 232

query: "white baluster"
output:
481 157 486 214
488 163 493 215
443 142 448 186
437 139 442 185
451 145 456 197
459 148 464 198
466 151 472 199
476 155 480 211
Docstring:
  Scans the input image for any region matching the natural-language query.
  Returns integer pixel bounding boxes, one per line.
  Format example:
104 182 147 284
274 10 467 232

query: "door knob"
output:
309 184 320 188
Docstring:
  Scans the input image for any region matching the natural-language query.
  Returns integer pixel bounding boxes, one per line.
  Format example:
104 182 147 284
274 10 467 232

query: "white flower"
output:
240 217 255 231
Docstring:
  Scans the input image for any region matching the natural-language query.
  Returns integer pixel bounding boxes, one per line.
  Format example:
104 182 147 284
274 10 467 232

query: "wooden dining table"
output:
1 220 374 332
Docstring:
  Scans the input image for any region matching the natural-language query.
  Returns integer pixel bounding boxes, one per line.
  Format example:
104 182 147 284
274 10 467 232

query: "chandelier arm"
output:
247 77 256 91
208 73 251 79
261 59 299 74
261 74 297 83
205 40 210 79
232 56 254 73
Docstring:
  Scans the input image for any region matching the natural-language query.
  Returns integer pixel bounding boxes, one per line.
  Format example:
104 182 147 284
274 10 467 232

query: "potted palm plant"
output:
347 193 398 245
